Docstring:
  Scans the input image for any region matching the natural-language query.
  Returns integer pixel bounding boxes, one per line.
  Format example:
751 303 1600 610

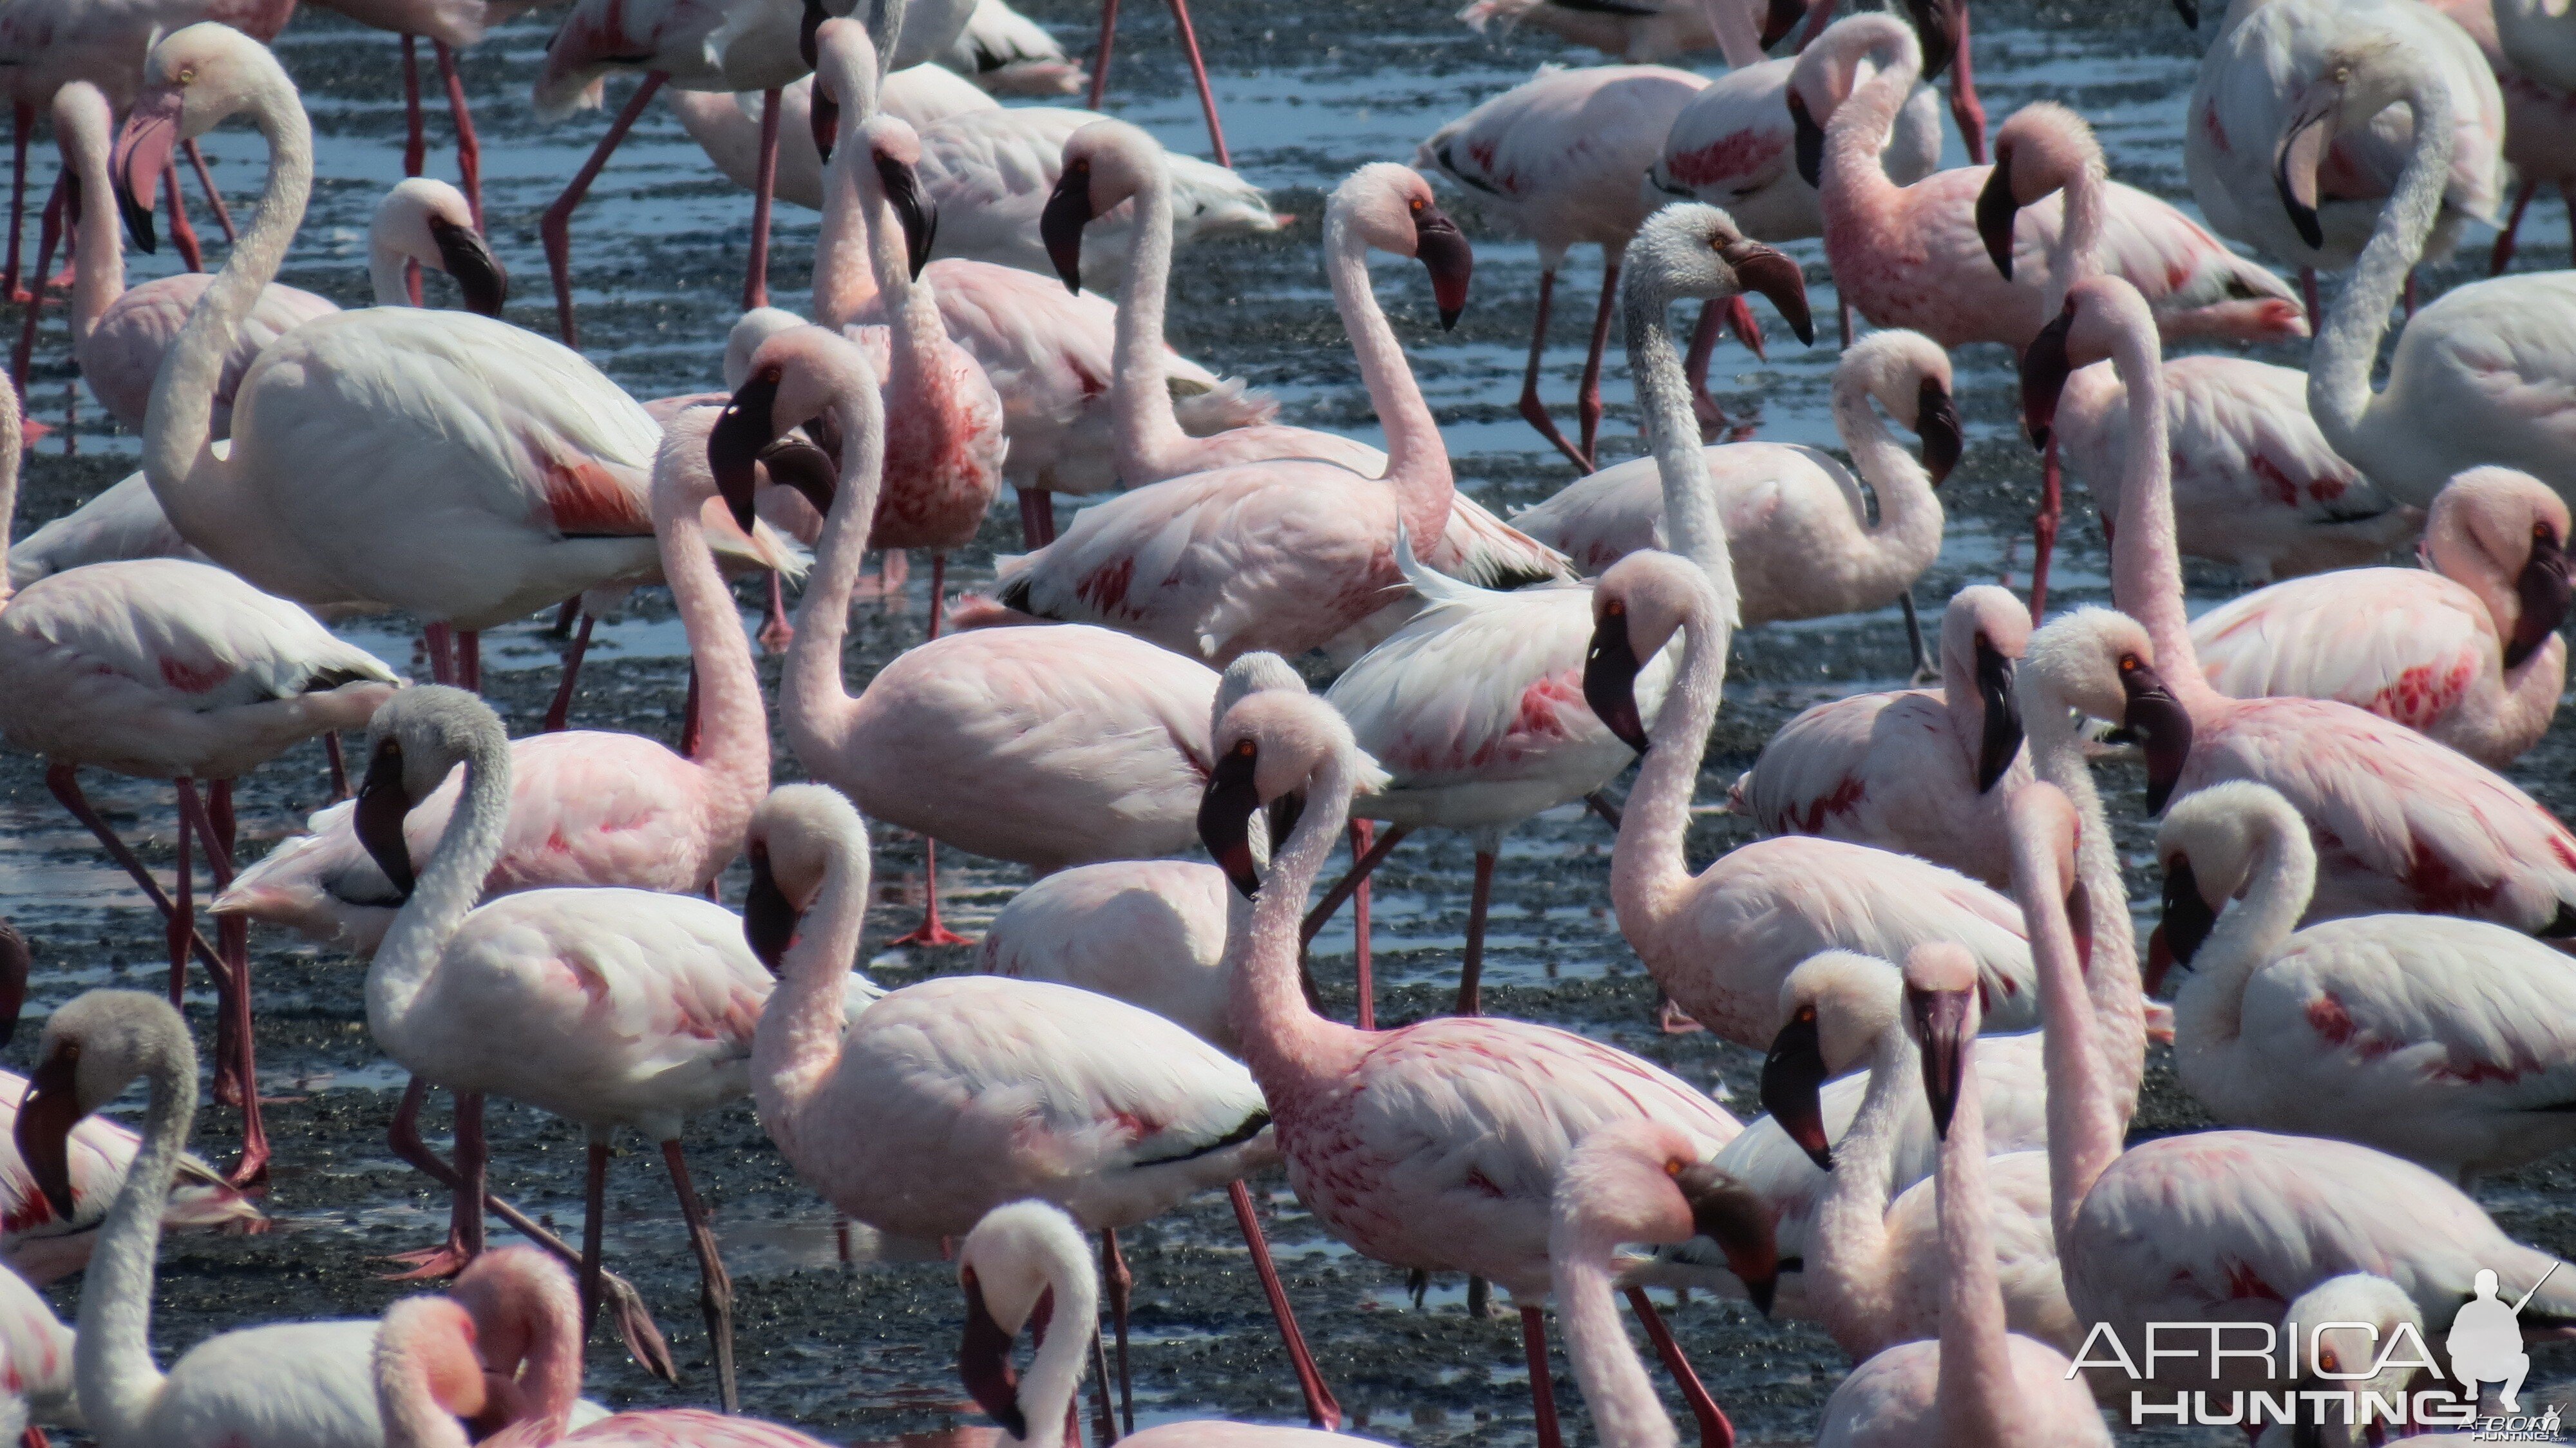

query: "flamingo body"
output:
84 274 337 437
1421 64 1709 266
978 859 1235 1052
1647 59 1941 241
0 1068 261 1286
8 472 209 589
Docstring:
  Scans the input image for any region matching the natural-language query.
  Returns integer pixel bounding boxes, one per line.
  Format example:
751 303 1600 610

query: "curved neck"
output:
1112 158 1189 482
1555 1226 1677 1448
1810 1027 1910 1352
1323 210 1452 544
2049 157 2107 314
2175 818 2313 1061
752 826 872 1160
2012 776 2123 1247
65 108 122 343
2310 76 2452 463
812 148 883 325
77 1051 192 1447
1009 1243 1103 1448
2022 696 2146 1123
2103 301 2207 695
782 370 892 765
1609 587 1727 980
2424 510 2520 642
1831 373 1942 593
1229 749 1366 1101
1933 1038 2012 1447
1625 287 1735 586
1821 38 1918 215
369 734 513 1036
375 1344 473 1448
368 234 415 307
653 473 767 844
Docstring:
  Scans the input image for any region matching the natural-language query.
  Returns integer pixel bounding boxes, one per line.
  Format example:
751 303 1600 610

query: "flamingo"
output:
7 472 208 589
719 322 1220 944
2282 33 2576 508
983 162 1477 665
1198 687 1765 1448
2154 781 2576 1183
1511 327 1958 675
298 0 511 226
947 0 1084 95
112 23 800 696
1808 945 2112 1448
2252 1274 2487 1445
2187 466 2566 767
2423 0 2576 276
2022 273 2576 935
743 783 1341 1429
1728 587 2029 886
1418 62 1710 469
0 1255 71 1436
662 67 991 213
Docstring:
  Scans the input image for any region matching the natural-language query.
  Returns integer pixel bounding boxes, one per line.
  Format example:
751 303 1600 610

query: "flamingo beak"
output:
2273 88 2334 252
1198 741 1264 898
17 1042 84 1220
743 843 800 971
1974 635 2022 792
2020 303 2076 450
1675 1162 1779 1317
1759 1007 1834 1172
2067 875 2096 979
2118 658 2194 814
426 214 509 318
757 435 838 516
800 0 826 68
1414 205 1474 330
875 149 938 280
111 87 184 255
1582 603 1649 755
712 370 786 533
0 920 26 1048
2156 856 2217 975
1723 240 1814 347
2506 526 2570 671
1901 0 1963 82
811 88 842 165
1758 0 1807 48
958 1268 1028 1441
1916 377 1962 486
1040 163 1092 294
354 739 419 902
1788 91 1825 189
1975 149 2020 280
1909 985 1972 1139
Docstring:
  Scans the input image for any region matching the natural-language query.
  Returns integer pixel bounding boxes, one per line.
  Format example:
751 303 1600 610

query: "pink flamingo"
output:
0 1254 71 1438
1198 687 1765 1448
665 67 996 216
212 403 795 964
2284 34 2576 508
2188 466 2566 768
744 784 1341 1429
1418 62 1710 469
2425 0 2576 276
945 0 1083 93
7 472 208 588
1730 586 2031 888
1808 945 2113 1447
113 24 799 696
721 321 1220 946
0 1063 262 1286
2155 781 2576 1185
984 163 1476 665
2022 273 2576 935
1511 328 1958 676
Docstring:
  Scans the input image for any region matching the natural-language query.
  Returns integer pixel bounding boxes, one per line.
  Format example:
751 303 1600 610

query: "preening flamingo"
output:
2250 1275 2481 1446
2282 33 2576 506
986 162 1477 665
721 322 1219 944
1320 202 1811 1018
1512 327 1956 674
2155 781 2576 1183
944 0 1084 94
1730 586 2027 887
743 784 1341 1428
2188 466 2566 767
1808 946 2112 1448
2021 274 2576 935
1198 686 1765 1447
668 66 994 205
0 1063 262 1286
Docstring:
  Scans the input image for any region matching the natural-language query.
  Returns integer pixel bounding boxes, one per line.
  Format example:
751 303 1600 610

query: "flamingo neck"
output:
855 166 945 381
1610 584 1726 984
1810 1026 1909 1355
752 820 874 1160
1625 281 1736 587
1112 156 1190 482
2309 71 2452 474
2175 811 2313 1066
2011 797 2122 1245
1700 0 1767 69
77 1043 192 1447
2022 698 2146 1124
2103 299 2208 698
1831 368 1943 602
1231 750 1367 1103
812 148 884 325
1007 1236 1104 1448
374 1336 473 1448
366 222 422 307
1933 1036 2012 1447
368 729 513 1043
782 375 891 768
652 462 768 878
65 106 122 345
1821 33 1919 227
2424 499 2522 644
1324 209 1452 548
2049 153 2108 314
1553 1229 1678 1448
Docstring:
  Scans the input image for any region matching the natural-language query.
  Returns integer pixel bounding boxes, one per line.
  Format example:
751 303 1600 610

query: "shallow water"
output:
8 0 2576 1441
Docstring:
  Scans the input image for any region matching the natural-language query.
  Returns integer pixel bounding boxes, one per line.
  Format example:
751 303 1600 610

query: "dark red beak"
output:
354 739 418 901
1725 240 1814 348
712 369 786 533
1759 1006 1834 1171
16 1043 84 1221
2156 855 2217 975
1197 741 1264 898
1582 602 1649 754
1974 633 2021 792
1676 1162 1778 1317
0 920 26 1049
1917 377 1962 485
1414 204 1473 330
2506 524 2570 672
1975 148 2020 280
873 149 938 280
958 1268 1027 1440
2020 303 2076 450
1908 984 1973 1138
111 88 184 254
2118 656 2193 814
743 842 801 971
427 214 509 318
1040 162 1092 294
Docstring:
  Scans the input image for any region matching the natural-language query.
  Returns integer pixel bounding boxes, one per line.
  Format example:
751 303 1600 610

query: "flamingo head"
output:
712 326 878 531
1043 118 1163 294
956 1201 1093 1440
1975 100 2102 280
1553 1119 1779 1317
1331 164 1474 330
1897 0 1963 82
17 991 194 1219
1941 586 2030 792
2020 275 2149 448
1759 0 1809 48
378 1298 493 1423
1848 330 1960 484
2007 783 2094 978
743 786 866 969
355 686 506 904
1628 204 1814 348
806 15 877 162
861 114 938 280
374 178 508 318
2280 1274 2425 1427
1786 14 1920 188
2022 607 2195 814
1201 693 1385 898
2150 781 2298 987
1583 551 1711 756
114 23 292 254
1762 952 1902 1171
1901 943 1980 1138
2428 468 2572 672
2273 34 2413 252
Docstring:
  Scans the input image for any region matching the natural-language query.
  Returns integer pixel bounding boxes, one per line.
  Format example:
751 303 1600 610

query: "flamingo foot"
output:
379 1237 478 1281
1657 996 1706 1034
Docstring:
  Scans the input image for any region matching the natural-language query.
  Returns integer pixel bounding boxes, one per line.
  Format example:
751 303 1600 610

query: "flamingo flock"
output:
5 0 2576 1443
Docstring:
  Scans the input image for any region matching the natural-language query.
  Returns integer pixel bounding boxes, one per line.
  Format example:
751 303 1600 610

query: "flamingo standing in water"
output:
299 0 513 226
2021 274 2576 934
2423 0 2576 276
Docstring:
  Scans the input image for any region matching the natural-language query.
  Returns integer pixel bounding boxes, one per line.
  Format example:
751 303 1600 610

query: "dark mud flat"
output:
8 0 2576 1440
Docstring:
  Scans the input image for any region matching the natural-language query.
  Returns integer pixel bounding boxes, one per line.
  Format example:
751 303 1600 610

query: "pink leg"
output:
1454 850 1496 1017
1518 269 1591 472
580 1141 611 1338
1086 0 1121 110
385 1081 487 1279
162 162 204 272
10 171 66 395
45 765 222 973
325 733 352 803
1227 1180 1341 1430
2299 267 2319 330
889 838 969 948
183 140 234 245
168 779 195 1012
2492 178 2537 276
435 43 482 225
1520 1306 1566 1448
1625 1288 1736 1448
1101 1229 1135 1434
1347 820 1374 1031
926 551 949 640
544 611 595 732
1163 0 1229 165
759 571 795 653
195 782 269 1185
2027 435 2060 621
458 631 481 693
422 621 457 685
1301 823 1409 946
660 1141 740 1413
1018 487 1057 548
542 74 665 348
745 89 781 312
1837 292 1854 349
3 102 28 303
401 34 427 178
1575 261 1620 469
1947 5 1987 164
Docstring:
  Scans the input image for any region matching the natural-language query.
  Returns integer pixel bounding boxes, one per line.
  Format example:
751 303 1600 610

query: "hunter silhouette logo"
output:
2448 1264 2557 1415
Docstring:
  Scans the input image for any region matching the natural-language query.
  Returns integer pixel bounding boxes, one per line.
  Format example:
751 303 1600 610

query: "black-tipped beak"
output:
111 93 182 256
2506 526 2569 671
1414 205 1474 330
18 1045 84 1220
1789 91 1824 190
712 370 786 533
2020 305 2075 450
2273 99 2331 252
1975 151 2019 280
1973 634 2022 793
1198 742 1264 898
800 0 826 67
2156 855 2217 978
2118 658 2194 814
1901 0 1962 82
1674 1162 1779 1318
1759 1007 1833 1172
757 435 838 517
2066 874 2096 979
1909 986 1972 1139
355 741 419 902
1582 603 1649 755
0 920 26 1049
1040 164 1092 294
1266 792 1306 859
744 842 800 971
875 150 938 280
1916 377 1962 486
426 214 509 318
1759 0 1807 48
811 86 841 166
958 1269 1028 1441
1725 240 1814 347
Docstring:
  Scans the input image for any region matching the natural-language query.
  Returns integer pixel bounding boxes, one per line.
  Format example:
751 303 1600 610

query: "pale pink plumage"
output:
980 859 1236 1051
1647 51 1943 242
0 1067 263 1286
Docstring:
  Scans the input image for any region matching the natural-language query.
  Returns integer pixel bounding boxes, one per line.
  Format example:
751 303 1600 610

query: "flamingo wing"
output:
0 558 398 712
2192 569 2493 730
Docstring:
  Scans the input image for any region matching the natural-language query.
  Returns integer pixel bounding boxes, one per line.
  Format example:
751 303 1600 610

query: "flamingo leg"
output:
542 73 666 348
2027 434 2060 621
2492 178 2537 276
458 631 481 694
1624 1288 1736 1448
44 765 224 972
1837 293 1853 349
759 572 795 653
423 622 457 685
402 33 427 180
1347 819 1374 1031
745 89 781 312
1575 261 1620 470
544 611 596 732
1947 5 1987 164
1086 0 1121 111
182 779 269 1185
889 837 969 947
1100 1229 1135 1434
2403 268 2416 319
580 1140 610 1340
2298 268 2318 330
1520 1305 1566 1448
1584 792 1620 832
1300 823 1408 945
680 663 703 759
1162 0 1229 165
1518 269 1592 472
162 162 205 273
168 779 194 1013
385 1082 487 1279
1226 1179 1341 1430
1454 850 1497 1017
325 733 352 803
435 42 482 225
927 551 949 640
3 102 28 303
659 1141 740 1412
1683 302 1728 441
11 171 66 395
182 140 234 245
1087 1327 1117 1445
1018 486 1057 548
1898 588 1933 683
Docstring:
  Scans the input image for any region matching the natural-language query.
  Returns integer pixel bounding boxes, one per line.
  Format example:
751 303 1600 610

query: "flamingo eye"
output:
2117 654 2141 674
1664 1158 1685 1177
1603 599 1625 618
1233 739 1256 757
